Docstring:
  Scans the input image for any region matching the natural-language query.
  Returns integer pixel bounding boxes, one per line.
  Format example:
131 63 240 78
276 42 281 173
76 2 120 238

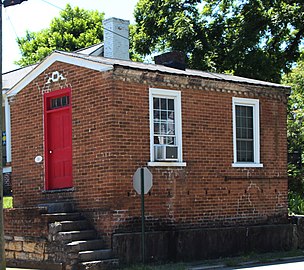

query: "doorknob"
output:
49 150 53 154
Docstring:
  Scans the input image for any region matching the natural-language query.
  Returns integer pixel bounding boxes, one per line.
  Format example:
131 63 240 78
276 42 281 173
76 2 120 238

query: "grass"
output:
3 196 13 208
203 249 304 268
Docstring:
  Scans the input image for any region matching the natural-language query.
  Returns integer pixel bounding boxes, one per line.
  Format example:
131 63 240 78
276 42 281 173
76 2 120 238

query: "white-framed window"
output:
148 88 186 167
232 97 263 168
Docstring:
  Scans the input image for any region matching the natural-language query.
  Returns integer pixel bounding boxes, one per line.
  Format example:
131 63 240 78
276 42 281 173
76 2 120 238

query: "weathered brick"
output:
6 62 289 243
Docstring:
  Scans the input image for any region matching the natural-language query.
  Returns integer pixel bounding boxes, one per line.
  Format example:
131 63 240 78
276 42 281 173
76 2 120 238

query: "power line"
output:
103 26 129 41
38 0 129 41
39 0 64 11
3 9 20 42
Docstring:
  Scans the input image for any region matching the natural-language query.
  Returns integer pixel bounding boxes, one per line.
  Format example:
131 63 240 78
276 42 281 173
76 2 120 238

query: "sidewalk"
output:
7 268 39 270
187 250 304 270
5 250 304 270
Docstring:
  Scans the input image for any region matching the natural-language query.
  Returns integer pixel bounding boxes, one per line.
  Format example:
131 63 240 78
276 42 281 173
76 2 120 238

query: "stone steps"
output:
79 259 119 270
39 202 75 213
43 202 119 269
67 240 106 252
55 230 97 243
50 220 91 234
79 249 113 262
43 212 84 222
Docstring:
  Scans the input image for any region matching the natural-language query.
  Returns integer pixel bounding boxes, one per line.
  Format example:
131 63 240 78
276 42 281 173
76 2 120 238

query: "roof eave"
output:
7 51 113 97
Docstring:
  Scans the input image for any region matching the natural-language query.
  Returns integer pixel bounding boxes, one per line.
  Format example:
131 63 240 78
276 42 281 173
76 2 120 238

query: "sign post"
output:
140 168 145 264
133 167 152 264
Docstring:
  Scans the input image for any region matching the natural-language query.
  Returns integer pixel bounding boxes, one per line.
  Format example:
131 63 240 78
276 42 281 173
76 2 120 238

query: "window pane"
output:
161 111 167 120
237 140 254 162
168 99 174 110
62 96 68 106
161 98 167 109
166 136 176 145
168 123 175 135
154 110 159 120
168 111 174 120
247 127 253 139
236 105 254 162
154 122 160 135
50 96 69 110
51 99 57 108
154 98 160 109
152 95 177 161
160 122 166 134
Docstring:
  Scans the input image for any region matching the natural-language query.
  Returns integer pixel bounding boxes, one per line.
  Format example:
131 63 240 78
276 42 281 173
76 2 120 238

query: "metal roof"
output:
3 64 37 90
74 43 104 57
5 49 290 98
57 50 290 90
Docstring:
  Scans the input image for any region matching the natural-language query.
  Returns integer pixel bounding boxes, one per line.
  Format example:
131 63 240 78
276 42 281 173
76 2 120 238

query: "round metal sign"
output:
34 155 43 163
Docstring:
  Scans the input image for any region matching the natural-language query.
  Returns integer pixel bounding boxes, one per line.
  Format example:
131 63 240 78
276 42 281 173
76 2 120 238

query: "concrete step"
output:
43 212 84 222
38 202 75 213
50 220 91 234
54 230 97 243
79 249 113 262
79 259 119 270
66 240 106 252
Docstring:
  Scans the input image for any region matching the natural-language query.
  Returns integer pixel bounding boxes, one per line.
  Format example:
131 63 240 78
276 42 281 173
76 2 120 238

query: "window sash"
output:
232 97 261 166
149 88 182 163
235 105 254 162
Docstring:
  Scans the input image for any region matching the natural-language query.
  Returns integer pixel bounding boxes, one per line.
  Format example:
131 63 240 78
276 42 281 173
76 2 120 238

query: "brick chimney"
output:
103 17 130 61
154 51 186 70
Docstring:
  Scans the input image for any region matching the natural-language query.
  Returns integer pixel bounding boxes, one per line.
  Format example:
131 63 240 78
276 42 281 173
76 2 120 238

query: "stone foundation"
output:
5 236 62 270
5 236 47 261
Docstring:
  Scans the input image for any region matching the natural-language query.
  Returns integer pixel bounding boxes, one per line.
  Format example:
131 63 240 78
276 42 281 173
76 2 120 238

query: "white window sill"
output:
232 163 263 168
148 162 187 167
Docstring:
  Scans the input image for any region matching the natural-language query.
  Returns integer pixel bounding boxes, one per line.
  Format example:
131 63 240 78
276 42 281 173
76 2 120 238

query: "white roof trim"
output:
7 51 113 97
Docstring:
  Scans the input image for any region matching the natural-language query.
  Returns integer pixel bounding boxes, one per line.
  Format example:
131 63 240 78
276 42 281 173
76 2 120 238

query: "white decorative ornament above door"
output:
46 71 66 84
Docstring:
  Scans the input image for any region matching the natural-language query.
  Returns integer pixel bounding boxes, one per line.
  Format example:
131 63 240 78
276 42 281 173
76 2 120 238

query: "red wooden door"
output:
44 88 72 190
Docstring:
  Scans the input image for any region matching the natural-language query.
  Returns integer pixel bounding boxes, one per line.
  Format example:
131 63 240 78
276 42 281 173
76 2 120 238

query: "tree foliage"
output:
283 55 304 155
133 0 304 82
282 54 304 196
16 4 104 67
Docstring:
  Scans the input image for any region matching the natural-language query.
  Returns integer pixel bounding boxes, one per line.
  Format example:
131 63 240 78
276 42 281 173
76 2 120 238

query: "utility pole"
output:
0 1 5 267
0 1 28 268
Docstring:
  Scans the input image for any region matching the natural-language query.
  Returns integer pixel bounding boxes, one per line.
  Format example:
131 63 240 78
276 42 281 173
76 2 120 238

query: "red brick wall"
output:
9 62 289 238
4 208 48 238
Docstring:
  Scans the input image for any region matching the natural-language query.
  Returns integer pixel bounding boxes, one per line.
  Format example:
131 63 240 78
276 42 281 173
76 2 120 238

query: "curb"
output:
187 255 304 270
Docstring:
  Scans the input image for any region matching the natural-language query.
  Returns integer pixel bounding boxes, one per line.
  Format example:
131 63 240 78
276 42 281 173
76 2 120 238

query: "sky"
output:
2 0 138 73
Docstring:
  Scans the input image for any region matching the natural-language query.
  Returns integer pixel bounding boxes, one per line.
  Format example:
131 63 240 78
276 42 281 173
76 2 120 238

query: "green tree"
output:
283 54 304 194
16 4 104 66
133 0 304 82
284 56 304 155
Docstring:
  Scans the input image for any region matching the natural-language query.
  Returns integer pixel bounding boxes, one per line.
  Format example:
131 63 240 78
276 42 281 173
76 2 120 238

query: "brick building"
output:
3 18 292 269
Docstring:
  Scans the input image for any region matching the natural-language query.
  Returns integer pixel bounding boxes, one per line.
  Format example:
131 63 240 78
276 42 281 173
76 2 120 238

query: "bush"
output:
288 191 304 215
288 161 304 215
